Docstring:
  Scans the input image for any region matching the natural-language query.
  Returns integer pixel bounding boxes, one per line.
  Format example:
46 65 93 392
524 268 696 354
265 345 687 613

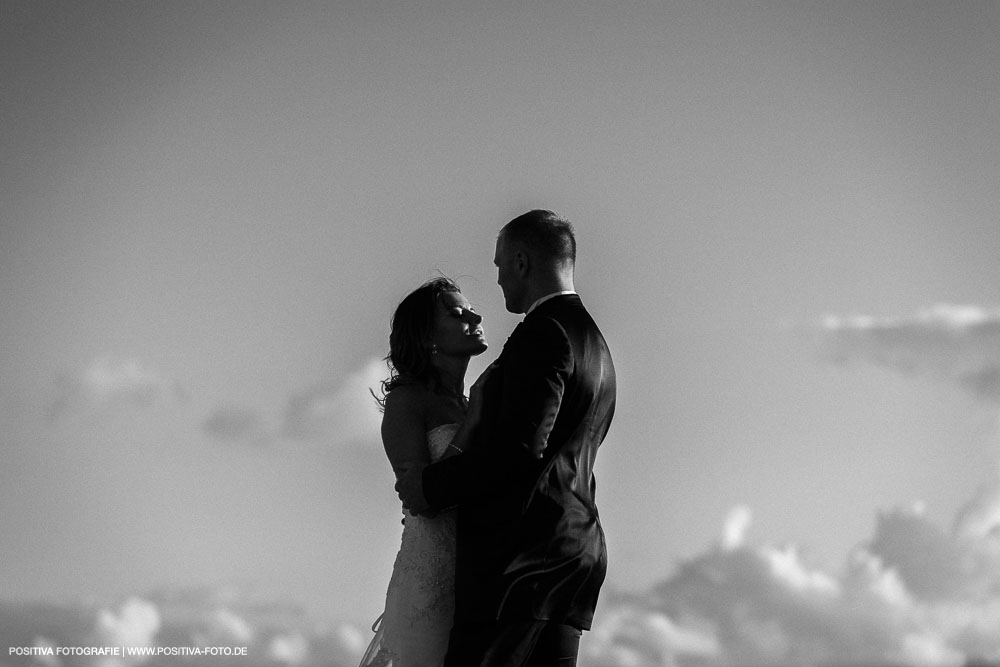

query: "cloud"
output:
0 600 94 660
953 479 1000 541
583 605 720 667
609 303 1000 664
866 505 970 602
813 304 1000 401
48 357 182 420
721 504 752 551
195 606 255 645
199 358 385 446
91 598 161 667
4 493 1000 667
50 355 384 449
267 632 310 665
581 497 1000 667
281 357 384 445
201 405 271 444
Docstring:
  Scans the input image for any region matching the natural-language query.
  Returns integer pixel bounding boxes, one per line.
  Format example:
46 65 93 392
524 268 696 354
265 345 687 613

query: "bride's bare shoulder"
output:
383 382 429 410
382 383 431 431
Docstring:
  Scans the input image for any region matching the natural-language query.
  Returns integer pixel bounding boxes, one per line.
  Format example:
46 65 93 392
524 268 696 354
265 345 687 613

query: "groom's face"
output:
494 235 525 314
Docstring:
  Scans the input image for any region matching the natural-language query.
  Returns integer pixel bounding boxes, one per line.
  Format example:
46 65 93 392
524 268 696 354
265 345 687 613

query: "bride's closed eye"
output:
451 307 479 320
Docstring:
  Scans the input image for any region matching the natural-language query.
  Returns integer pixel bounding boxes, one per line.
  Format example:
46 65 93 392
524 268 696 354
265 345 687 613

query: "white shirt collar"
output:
526 290 577 315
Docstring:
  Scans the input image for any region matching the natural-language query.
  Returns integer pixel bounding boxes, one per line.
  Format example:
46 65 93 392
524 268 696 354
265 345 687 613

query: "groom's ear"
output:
514 249 529 276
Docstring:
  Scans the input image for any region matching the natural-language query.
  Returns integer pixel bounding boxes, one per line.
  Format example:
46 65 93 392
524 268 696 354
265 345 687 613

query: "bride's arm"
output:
381 385 430 480
441 420 473 460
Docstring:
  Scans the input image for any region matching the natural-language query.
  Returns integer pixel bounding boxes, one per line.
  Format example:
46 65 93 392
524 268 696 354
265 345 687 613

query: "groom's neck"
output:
523 271 575 307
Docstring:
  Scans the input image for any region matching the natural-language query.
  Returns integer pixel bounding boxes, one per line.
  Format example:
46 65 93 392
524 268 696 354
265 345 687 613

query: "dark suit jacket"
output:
422 294 616 631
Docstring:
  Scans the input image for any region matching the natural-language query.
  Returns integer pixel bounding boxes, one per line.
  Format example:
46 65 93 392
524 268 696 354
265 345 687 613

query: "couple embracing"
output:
361 210 617 667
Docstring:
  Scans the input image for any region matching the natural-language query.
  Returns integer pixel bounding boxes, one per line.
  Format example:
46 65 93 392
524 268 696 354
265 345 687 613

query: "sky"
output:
2 2 999 665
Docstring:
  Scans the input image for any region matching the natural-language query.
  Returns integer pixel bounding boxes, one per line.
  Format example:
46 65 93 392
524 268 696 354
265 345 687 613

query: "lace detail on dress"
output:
360 424 459 667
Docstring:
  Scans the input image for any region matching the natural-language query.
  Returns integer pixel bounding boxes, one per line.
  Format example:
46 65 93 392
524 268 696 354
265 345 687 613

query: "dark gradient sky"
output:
2 5 999 659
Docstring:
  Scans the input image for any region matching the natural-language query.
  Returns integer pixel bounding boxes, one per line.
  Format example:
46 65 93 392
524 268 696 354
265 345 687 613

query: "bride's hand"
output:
395 463 432 516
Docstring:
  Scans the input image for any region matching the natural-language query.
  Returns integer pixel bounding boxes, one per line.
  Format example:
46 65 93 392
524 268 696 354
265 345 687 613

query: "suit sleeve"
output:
497 315 573 461
422 315 574 509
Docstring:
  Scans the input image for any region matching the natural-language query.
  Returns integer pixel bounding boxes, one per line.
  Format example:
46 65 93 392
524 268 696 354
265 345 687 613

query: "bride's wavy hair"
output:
373 277 461 409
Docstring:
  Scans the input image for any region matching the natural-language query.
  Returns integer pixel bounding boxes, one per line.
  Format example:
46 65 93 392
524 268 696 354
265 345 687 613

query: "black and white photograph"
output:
3 2 1000 666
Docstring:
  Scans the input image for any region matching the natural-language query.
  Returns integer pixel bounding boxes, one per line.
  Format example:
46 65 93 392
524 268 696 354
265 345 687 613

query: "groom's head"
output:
494 210 576 314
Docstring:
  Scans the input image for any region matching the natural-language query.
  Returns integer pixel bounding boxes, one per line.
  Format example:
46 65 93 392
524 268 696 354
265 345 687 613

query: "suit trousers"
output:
445 619 582 667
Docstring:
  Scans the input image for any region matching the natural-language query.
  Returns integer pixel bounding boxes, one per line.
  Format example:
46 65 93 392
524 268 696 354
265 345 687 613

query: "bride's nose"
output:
464 310 483 325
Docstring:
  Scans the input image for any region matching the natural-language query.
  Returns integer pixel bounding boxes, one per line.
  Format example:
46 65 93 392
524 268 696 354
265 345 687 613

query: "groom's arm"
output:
496 316 573 463
422 315 572 509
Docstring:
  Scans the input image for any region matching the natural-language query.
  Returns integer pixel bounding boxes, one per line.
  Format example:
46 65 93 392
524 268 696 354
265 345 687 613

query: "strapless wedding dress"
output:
360 424 458 667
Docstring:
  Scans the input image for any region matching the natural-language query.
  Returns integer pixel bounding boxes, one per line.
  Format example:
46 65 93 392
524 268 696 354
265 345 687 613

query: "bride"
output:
361 277 490 667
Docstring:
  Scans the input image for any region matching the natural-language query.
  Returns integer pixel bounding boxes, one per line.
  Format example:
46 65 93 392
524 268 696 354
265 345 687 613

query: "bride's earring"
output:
431 343 438 355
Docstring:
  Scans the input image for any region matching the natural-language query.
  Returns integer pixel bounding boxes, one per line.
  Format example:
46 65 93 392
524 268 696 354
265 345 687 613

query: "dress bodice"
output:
426 423 459 463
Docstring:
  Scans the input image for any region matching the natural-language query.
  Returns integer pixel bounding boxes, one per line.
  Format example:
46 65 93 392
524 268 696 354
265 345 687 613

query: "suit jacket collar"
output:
526 290 578 316
524 292 580 320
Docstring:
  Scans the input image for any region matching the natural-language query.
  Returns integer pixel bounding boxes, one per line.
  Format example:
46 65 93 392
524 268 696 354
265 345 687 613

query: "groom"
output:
396 209 617 666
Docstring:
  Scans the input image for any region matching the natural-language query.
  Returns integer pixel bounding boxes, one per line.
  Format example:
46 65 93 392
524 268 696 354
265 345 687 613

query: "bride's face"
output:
431 290 488 358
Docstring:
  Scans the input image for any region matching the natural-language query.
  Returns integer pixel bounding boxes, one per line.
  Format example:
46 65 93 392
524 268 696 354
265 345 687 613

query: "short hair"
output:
376 277 460 406
500 209 576 265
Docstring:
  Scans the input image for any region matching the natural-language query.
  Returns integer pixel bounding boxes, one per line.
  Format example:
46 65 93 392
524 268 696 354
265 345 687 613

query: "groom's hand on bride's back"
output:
396 462 432 516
